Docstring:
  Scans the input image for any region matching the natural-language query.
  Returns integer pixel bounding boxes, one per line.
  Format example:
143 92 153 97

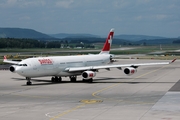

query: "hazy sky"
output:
0 0 179 37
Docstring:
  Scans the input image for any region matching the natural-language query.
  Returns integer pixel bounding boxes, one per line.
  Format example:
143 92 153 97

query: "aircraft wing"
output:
3 56 20 64
65 59 176 72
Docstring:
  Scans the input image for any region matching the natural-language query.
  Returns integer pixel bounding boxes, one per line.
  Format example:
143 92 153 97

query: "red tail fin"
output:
4 56 7 60
100 28 114 54
170 58 176 63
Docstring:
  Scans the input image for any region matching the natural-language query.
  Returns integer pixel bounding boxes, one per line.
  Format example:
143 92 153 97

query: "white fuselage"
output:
14 54 111 78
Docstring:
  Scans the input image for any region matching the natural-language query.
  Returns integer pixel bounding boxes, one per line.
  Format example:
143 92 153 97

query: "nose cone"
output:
15 66 25 76
9 65 25 76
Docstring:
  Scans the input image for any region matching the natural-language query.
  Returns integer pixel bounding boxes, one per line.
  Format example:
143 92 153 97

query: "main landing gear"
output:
69 76 77 82
25 76 93 85
51 76 62 83
26 77 32 85
51 76 77 83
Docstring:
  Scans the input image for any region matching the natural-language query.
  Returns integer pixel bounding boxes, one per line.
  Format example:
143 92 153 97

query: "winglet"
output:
170 58 176 63
99 28 114 54
3 56 7 61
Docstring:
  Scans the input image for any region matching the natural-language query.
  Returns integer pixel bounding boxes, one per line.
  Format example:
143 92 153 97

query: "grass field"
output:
0 45 179 64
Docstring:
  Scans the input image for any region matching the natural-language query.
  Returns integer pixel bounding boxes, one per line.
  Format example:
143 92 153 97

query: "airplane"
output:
3 28 176 85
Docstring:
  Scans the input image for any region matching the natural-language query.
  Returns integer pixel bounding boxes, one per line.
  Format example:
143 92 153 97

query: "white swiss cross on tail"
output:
99 28 114 54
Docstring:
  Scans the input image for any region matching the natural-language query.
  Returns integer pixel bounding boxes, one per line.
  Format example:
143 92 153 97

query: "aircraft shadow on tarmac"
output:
94 77 177 84
11 77 177 86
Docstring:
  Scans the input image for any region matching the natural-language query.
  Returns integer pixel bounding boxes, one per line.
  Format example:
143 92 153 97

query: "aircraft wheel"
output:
51 77 55 82
51 77 62 83
58 77 62 82
88 78 93 83
55 76 59 82
26 77 32 85
70 76 77 82
82 79 86 82
26 81 32 85
82 78 93 83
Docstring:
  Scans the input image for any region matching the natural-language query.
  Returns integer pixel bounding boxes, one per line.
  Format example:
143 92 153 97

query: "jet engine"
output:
9 65 16 73
110 54 116 63
82 71 96 79
124 67 137 75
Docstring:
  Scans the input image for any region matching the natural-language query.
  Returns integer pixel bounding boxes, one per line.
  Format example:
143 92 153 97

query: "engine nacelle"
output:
9 65 16 73
124 67 137 75
82 71 96 79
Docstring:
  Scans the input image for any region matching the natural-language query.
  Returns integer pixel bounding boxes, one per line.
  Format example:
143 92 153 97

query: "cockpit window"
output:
18 64 27 66
23 64 27 66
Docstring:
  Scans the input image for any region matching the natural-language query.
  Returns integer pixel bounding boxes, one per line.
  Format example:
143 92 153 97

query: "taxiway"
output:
0 59 180 120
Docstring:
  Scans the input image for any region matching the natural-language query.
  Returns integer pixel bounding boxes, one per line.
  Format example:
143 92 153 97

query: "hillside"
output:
0 27 178 45
135 39 176 45
50 33 100 39
114 35 167 41
0 28 55 40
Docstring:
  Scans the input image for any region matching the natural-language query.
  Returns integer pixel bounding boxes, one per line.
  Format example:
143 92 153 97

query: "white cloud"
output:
0 0 179 37
156 14 168 20
137 0 150 4
114 16 123 22
112 0 130 9
7 0 17 5
22 1 46 7
19 16 31 20
0 0 46 8
0 0 17 7
55 0 74 8
134 16 143 21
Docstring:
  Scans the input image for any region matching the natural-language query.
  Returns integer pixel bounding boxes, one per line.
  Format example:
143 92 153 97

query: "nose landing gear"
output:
26 77 32 85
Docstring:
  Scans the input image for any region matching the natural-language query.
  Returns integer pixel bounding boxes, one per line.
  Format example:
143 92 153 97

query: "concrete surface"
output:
0 59 179 120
